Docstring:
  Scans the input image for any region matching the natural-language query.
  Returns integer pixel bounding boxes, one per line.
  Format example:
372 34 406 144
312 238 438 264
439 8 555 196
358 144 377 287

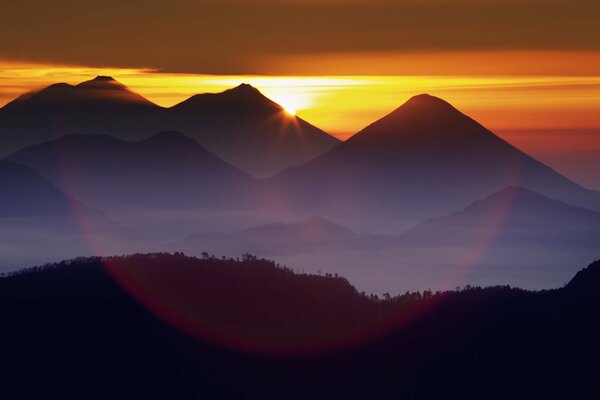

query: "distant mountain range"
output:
0 76 339 177
392 186 600 290
172 186 600 292
173 216 390 257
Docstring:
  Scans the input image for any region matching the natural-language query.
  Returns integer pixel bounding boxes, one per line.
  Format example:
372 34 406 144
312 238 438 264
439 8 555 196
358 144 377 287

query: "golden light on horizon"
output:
1 60 600 142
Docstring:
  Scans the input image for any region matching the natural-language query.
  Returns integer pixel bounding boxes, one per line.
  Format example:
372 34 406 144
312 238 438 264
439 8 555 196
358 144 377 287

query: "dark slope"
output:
401 186 600 245
392 186 600 289
0 78 339 177
0 76 162 156
1 253 599 399
169 83 340 177
2 75 156 111
265 95 598 230
0 160 149 267
7 131 255 210
0 160 86 217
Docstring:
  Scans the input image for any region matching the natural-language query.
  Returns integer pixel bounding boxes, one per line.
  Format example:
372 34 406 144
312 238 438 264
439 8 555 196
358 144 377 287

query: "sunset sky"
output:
1 0 598 140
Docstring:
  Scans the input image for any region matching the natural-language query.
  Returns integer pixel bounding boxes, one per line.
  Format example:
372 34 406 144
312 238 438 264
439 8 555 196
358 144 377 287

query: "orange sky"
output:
0 1 598 185
1 59 599 141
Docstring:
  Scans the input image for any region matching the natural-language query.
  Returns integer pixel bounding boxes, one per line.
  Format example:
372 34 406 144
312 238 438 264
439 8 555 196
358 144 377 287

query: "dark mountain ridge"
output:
0 77 339 177
6 131 255 211
172 83 282 113
0 159 93 217
0 160 150 268
3 75 157 112
1 253 599 399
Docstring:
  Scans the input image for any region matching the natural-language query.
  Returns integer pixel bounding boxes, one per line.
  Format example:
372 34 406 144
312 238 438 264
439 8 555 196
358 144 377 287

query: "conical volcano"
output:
265 95 598 231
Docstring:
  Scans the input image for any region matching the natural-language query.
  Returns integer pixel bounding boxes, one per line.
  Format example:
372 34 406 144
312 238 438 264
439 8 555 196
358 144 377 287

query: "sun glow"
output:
265 92 304 115
1 61 600 141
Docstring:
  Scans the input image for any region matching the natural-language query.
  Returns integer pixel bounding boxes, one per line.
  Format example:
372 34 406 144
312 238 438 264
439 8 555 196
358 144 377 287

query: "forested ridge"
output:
1 253 599 399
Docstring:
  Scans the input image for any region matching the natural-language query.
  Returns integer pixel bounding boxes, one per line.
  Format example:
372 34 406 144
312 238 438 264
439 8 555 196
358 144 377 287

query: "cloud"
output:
0 0 598 74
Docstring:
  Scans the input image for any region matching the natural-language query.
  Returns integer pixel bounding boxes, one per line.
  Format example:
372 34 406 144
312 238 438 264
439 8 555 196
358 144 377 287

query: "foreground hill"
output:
0 77 339 177
0 253 599 399
264 94 599 231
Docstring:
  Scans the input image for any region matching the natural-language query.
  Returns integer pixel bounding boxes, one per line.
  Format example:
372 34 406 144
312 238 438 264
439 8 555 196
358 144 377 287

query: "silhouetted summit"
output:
172 83 282 113
229 83 263 95
3 76 156 111
401 93 457 111
76 75 124 90
168 83 338 177
90 75 116 81
0 77 339 177
346 93 495 150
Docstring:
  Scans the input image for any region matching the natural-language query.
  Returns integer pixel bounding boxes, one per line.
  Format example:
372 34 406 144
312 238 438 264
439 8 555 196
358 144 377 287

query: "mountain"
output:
173 216 387 257
0 160 149 269
7 131 255 210
402 186 600 245
0 159 84 217
263 94 599 231
0 77 339 177
168 84 340 177
0 76 162 155
1 253 599 399
2 75 156 111
394 186 600 289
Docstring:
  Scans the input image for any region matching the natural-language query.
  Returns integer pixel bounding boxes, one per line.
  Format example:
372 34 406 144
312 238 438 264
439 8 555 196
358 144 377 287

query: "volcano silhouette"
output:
0 77 339 177
264 94 599 230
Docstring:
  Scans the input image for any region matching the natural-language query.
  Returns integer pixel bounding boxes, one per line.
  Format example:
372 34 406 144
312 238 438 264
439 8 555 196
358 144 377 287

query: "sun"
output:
271 93 302 115
259 89 310 117
282 105 296 115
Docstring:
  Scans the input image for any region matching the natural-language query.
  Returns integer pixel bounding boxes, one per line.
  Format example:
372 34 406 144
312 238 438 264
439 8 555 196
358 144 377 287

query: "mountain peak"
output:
76 76 127 90
342 93 496 150
1 76 157 111
230 83 259 93
222 83 273 103
396 94 461 117
91 75 116 82
404 93 453 107
173 83 281 113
